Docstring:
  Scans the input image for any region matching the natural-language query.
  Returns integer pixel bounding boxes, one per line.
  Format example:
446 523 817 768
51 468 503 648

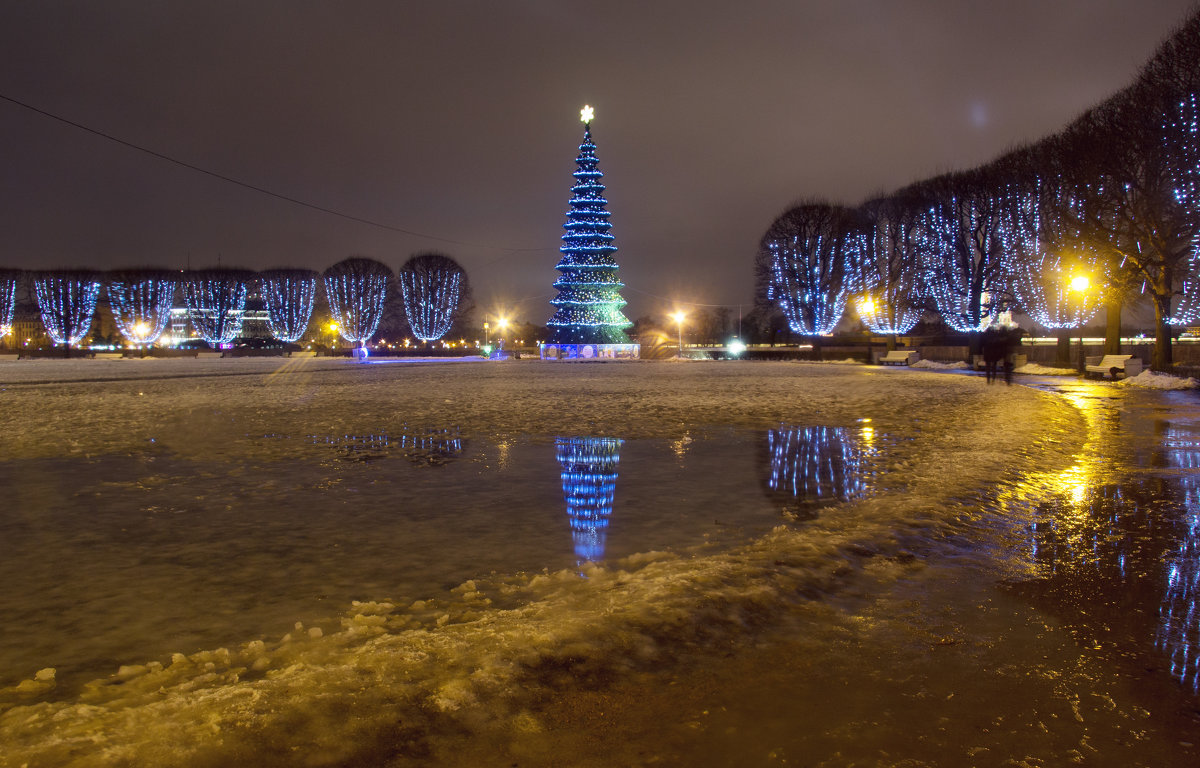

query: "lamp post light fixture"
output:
672 311 686 358
1069 275 1090 374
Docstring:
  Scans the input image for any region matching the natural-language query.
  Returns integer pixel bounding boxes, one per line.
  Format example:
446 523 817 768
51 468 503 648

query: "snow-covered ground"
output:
2 358 1193 766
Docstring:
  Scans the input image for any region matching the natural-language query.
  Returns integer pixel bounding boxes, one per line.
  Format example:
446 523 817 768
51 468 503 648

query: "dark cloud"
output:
0 1 1193 320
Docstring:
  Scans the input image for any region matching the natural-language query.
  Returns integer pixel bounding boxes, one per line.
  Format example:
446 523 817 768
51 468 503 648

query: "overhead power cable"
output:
0 91 550 255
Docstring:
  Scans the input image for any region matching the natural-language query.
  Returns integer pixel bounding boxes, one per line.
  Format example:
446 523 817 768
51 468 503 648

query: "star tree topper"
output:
580 104 594 124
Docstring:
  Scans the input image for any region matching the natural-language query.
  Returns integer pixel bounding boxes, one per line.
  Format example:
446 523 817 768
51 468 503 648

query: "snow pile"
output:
1117 370 1199 389
799 357 864 365
1014 363 1077 376
910 359 968 370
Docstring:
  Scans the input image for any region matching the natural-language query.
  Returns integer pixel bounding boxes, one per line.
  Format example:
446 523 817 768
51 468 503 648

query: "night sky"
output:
0 1 1194 322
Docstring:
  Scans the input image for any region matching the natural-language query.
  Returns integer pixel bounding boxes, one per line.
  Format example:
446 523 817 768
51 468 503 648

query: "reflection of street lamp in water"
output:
672 311 686 358
1069 275 1090 373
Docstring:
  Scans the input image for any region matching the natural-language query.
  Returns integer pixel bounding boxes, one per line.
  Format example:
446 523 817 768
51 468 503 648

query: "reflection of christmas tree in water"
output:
304 427 465 464
764 425 873 518
556 437 623 563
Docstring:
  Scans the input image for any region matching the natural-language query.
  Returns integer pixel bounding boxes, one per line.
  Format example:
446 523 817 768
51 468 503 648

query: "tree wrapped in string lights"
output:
260 268 318 343
323 257 391 351
545 106 635 355
183 268 254 345
759 202 853 336
910 171 1010 333
398 253 467 342
0 268 19 343
34 269 103 356
556 436 623 564
1166 91 1200 327
996 149 1104 333
108 269 177 345
846 196 924 337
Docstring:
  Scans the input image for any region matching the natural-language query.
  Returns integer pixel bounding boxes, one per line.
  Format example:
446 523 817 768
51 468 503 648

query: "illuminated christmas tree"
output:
547 106 633 347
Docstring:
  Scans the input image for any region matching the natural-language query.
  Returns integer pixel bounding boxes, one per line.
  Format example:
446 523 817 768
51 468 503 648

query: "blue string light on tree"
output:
546 106 635 347
556 436 623 565
398 253 466 342
998 177 1102 330
1167 92 1200 326
845 199 924 335
34 269 103 354
260 268 318 343
911 175 1008 333
762 203 852 335
108 269 177 345
323 257 391 354
183 268 253 344
0 268 19 341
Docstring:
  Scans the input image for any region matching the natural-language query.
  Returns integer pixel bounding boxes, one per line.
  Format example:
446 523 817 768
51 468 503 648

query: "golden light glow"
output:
497 317 509 330
858 297 876 315
672 311 686 325
580 105 594 124
1069 275 1090 293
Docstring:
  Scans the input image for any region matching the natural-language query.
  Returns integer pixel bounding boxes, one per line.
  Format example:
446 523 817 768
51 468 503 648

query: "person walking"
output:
981 326 1004 384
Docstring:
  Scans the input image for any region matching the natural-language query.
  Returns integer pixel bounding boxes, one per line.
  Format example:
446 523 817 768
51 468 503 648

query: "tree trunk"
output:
1153 294 1174 371
1104 300 1122 355
1055 333 1072 367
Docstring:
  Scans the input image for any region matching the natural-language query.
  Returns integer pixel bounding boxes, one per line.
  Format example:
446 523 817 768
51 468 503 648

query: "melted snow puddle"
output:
0 424 891 700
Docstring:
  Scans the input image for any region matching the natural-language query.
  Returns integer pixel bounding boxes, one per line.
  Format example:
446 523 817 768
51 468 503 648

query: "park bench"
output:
1084 354 1143 380
879 350 919 366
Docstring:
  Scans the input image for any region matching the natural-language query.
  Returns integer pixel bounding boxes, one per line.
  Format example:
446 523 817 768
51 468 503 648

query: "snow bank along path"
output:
0 359 1083 766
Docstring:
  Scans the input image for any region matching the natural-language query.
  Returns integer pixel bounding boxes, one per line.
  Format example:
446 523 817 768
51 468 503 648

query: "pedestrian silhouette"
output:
981 326 1005 384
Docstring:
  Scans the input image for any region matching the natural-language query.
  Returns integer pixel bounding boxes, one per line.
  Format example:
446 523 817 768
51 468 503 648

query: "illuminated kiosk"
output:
542 106 639 361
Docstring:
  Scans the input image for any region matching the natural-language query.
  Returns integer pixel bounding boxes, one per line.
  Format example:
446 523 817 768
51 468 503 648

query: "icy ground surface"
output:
0 358 1198 766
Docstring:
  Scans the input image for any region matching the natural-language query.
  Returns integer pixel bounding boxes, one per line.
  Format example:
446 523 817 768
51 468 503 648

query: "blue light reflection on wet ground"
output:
1007 378 1200 695
0 423 888 693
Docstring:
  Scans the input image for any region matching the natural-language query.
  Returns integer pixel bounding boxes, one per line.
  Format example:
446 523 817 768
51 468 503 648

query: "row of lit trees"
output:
757 12 1200 370
0 254 470 356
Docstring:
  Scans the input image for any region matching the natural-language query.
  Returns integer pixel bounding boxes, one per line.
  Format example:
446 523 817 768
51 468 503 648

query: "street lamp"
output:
1069 275 1090 374
672 311 686 357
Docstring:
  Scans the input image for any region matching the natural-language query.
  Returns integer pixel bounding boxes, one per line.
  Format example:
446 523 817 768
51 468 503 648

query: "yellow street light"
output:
672 311 686 357
1069 275 1090 293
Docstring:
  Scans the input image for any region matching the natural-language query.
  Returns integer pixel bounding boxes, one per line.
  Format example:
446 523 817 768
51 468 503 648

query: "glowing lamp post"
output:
672 311 686 358
1069 275 1090 374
